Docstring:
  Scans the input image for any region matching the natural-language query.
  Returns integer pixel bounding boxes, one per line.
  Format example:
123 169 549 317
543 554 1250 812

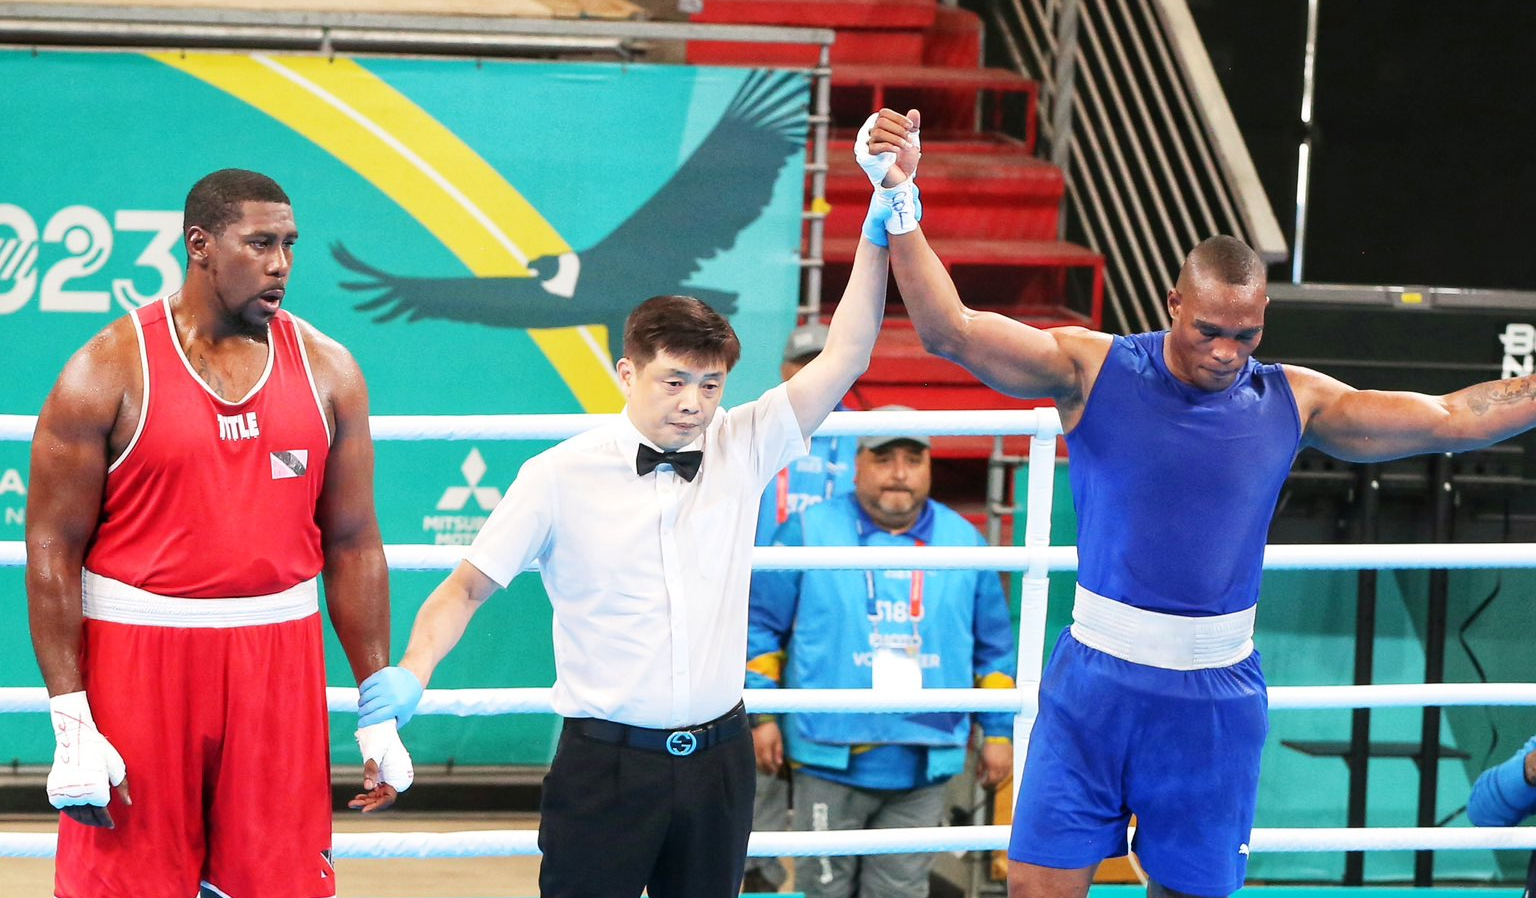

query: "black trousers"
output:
537 715 756 898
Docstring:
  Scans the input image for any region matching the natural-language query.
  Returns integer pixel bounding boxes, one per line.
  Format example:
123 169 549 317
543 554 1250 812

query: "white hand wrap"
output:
855 112 919 187
47 691 126 810
877 181 921 237
357 719 415 792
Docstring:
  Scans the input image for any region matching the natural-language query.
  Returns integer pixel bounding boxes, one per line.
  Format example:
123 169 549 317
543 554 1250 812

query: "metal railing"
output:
985 0 1286 333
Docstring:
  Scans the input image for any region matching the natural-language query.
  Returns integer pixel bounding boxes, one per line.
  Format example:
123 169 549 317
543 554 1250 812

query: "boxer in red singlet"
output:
27 169 413 898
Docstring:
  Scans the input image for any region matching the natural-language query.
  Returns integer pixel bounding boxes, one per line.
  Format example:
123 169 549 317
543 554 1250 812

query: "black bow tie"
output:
636 444 703 482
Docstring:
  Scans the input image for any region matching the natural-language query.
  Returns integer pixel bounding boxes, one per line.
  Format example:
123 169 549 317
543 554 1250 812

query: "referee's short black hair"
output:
183 169 291 240
623 295 742 371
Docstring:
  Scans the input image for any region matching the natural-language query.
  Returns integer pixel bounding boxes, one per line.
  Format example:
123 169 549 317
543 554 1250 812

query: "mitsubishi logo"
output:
437 448 503 512
665 731 698 756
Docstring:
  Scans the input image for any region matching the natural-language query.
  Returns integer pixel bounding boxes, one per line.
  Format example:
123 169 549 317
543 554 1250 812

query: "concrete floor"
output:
0 812 543 898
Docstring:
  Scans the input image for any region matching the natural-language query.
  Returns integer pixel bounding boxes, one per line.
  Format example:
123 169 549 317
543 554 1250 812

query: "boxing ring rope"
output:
3 408 1535 862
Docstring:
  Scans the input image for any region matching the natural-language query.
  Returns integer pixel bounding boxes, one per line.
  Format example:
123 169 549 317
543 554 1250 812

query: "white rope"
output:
1268 682 1536 709
13 542 1536 572
4 825 1536 859
4 682 1534 716
0 414 33 441
8 408 1536 865
1 408 1059 443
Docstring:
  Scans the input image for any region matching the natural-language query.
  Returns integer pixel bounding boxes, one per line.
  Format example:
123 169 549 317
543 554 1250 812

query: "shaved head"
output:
1178 235 1265 291
1164 236 1269 392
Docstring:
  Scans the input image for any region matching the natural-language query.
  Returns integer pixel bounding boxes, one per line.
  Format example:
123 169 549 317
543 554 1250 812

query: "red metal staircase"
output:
688 0 1102 517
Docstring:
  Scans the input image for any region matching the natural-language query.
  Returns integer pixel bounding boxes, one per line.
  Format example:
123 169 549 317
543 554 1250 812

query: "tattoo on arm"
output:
1466 377 1536 415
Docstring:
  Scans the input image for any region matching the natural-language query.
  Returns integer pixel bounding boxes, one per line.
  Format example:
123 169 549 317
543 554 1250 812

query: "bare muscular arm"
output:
27 323 137 697
887 226 1112 428
1292 365 1536 461
303 325 390 685
865 106 1112 428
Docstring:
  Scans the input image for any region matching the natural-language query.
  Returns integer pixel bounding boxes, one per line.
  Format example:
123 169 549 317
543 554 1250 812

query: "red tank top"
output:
85 297 331 597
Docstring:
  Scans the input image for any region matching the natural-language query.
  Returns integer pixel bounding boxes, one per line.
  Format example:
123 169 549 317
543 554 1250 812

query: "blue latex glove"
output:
358 666 424 729
861 181 922 248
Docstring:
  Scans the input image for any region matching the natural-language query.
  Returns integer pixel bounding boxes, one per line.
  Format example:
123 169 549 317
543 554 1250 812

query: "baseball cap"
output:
783 322 829 362
857 405 931 453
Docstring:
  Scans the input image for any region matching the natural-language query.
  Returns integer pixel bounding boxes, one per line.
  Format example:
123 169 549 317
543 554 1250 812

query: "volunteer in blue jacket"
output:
755 322 859 542
747 408 1016 898
745 322 861 894
1468 732 1536 895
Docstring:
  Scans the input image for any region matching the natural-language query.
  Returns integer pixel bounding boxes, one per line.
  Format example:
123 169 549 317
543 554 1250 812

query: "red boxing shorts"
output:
56 574 334 898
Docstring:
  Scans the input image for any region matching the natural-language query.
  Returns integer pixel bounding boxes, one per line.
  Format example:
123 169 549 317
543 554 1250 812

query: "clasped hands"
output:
856 108 924 246
350 666 424 813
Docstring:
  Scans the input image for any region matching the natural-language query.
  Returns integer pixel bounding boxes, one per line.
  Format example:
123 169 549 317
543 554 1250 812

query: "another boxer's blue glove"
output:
862 181 923 248
358 666 424 729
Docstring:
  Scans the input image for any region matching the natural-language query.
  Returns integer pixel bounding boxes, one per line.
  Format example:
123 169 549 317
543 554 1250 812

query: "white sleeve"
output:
463 457 556 589
740 383 809 488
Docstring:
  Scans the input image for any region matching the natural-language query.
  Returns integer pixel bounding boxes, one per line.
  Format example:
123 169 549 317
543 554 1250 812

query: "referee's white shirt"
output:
465 383 808 729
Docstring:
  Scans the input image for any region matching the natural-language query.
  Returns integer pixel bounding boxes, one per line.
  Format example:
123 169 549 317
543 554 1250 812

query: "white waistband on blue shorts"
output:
1069 584 1255 670
82 571 319 628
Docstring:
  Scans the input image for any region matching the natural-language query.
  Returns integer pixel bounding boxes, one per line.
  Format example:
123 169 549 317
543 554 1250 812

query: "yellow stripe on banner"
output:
151 52 621 411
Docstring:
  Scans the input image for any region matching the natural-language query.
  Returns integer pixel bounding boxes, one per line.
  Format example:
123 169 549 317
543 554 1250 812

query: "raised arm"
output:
890 227 1104 406
863 107 1107 411
1292 365 1536 462
305 330 391 686
784 236 889 438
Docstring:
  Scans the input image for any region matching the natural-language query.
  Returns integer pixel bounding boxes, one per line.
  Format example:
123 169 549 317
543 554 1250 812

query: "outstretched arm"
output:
1467 735 1536 827
1293 366 1536 462
784 237 888 438
398 560 502 688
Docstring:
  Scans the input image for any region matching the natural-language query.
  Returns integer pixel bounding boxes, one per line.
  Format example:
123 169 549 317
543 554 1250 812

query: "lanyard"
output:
774 437 842 525
864 536 926 622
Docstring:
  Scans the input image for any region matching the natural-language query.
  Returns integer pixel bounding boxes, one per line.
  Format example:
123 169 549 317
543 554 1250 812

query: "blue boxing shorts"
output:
1009 628 1268 896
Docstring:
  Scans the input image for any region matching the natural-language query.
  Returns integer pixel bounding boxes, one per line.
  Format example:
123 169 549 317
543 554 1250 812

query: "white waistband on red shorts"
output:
82 571 319 628
1069 584 1255 670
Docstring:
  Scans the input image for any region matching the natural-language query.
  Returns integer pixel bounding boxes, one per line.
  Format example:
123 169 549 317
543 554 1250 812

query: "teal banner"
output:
0 50 810 767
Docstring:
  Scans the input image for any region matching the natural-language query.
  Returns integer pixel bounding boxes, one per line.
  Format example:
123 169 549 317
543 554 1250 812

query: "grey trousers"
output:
744 769 790 888
792 771 949 898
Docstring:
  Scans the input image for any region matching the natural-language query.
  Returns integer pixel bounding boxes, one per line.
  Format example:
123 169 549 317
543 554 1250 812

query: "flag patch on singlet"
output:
271 450 309 479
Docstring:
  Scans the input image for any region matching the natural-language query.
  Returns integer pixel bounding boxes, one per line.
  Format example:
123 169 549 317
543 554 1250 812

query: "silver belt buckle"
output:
665 729 699 756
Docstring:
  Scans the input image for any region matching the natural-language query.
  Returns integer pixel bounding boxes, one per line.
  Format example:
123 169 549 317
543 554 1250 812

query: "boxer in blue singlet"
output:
863 106 1536 898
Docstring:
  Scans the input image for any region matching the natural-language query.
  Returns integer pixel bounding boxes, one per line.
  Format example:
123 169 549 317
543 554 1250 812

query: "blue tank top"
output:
1066 331 1301 615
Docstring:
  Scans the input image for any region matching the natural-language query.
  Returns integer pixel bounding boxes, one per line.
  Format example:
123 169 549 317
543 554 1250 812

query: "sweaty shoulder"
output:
49 315 141 431
290 314 364 393
1280 363 1345 436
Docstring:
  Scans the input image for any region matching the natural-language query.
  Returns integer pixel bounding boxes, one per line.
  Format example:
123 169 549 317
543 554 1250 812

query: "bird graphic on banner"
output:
331 70 809 363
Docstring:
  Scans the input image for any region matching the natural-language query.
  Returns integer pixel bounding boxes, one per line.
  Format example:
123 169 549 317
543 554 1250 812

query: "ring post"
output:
1012 408 1062 801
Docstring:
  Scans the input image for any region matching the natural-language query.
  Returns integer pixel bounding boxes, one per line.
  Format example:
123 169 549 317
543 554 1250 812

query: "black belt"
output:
569 702 747 757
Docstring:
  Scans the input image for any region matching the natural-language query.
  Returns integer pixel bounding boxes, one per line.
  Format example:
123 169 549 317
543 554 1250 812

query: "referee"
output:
354 193 906 894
